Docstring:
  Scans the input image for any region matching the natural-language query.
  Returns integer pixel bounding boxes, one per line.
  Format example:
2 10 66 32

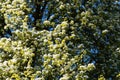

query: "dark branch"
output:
33 0 48 24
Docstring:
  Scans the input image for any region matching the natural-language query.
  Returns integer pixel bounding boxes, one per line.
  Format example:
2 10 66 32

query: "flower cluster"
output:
0 0 120 80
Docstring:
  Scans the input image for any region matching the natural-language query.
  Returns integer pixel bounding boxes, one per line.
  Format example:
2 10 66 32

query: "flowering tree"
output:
0 0 120 80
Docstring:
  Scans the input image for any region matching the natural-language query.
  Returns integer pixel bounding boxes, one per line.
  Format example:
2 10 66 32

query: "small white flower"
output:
11 58 17 63
61 21 68 27
59 4 65 10
52 44 58 49
53 54 60 59
43 20 50 26
3 61 8 66
24 51 30 56
43 54 48 59
70 20 74 25
116 48 120 52
79 65 86 71
0 38 7 42
56 0 59 2
35 78 43 80
44 39 48 43
102 29 109 34
60 74 69 80
77 44 84 49
87 63 95 71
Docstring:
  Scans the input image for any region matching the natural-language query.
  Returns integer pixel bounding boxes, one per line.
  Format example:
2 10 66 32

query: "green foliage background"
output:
0 0 120 80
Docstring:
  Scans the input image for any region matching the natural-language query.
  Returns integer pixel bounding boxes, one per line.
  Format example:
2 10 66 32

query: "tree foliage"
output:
0 0 120 80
